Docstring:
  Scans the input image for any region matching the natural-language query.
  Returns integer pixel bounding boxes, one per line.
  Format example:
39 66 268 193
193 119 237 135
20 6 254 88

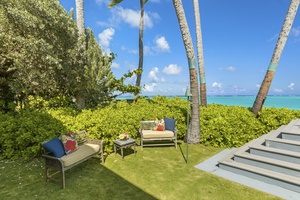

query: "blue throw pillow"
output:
164 117 176 132
42 137 65 158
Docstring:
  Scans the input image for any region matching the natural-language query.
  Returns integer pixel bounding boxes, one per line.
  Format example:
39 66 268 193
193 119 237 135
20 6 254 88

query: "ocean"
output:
116 95 300 110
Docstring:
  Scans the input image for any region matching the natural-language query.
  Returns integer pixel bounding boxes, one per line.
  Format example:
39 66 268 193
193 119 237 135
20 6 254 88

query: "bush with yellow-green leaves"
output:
1 96 300 160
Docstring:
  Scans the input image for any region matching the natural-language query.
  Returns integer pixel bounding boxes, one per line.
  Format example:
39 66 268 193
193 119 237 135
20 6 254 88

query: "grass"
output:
0 142 282 200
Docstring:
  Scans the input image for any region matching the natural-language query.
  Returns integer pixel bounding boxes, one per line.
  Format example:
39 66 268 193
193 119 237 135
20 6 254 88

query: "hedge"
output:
1 96 300 160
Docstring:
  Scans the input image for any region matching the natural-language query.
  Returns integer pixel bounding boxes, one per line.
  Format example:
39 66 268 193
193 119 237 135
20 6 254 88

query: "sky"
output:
59 0 300 96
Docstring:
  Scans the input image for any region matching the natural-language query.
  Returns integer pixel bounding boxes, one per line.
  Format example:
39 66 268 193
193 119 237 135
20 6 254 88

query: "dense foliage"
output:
1 96 300 160
0 0 141 112
0 0 78 107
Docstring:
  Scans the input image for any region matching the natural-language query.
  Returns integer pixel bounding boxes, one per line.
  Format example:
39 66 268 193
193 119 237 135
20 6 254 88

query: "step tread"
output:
249 144 300 158
219 159 300 185
234 151 300 171
281 119 300 134
266 137 300 145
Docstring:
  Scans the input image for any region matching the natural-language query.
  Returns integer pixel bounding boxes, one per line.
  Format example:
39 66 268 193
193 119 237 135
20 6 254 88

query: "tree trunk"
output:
134 0 145 100
252 0 299 116
173 0 200 144
75 0 86 109
193 0 207 107
75 0 85 35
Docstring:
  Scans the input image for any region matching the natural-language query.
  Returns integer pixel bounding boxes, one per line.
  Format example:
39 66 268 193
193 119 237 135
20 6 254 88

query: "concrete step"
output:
281 131 300 141
265 138 300 152
249 144 300 164
233 151 300 178
217 119 300 195
279 119 300 141
218 158 300 193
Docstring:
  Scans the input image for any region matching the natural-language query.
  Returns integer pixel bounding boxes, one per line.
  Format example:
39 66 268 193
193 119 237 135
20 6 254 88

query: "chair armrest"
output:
42 154 64 170
87 139 104 164
174 128 178 138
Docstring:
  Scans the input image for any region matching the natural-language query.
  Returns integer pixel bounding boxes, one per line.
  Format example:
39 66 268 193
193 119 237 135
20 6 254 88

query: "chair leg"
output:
45 167 49 182
62 170 65 189
141 139 143 150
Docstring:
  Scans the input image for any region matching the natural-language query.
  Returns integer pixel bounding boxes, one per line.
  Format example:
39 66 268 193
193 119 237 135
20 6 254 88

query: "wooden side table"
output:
113 138 136 160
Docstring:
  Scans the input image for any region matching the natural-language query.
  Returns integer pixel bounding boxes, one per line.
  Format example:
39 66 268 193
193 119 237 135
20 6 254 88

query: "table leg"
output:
114 144 116 155
121 147 124 160
134 144 136 156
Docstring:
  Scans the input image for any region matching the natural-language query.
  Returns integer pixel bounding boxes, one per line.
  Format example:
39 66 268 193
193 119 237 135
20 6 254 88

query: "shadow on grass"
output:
177 141 188 163
0 158 156 200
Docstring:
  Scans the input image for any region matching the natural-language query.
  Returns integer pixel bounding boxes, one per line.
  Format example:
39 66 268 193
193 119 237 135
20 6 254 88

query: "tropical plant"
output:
0 0 78 109
108 0 148 100
193 0 207 107
252 0 300 116
172 0 200 144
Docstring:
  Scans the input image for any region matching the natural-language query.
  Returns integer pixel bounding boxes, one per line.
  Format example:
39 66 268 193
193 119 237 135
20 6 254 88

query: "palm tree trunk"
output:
134 0 145 100
75 0 85 35
193 0 207 107
173 0 200 144
75 0 86 110
252 0 299 116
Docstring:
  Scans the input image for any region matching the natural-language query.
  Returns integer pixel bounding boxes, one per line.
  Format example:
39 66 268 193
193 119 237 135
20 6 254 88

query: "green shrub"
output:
200 104 266 147
1 96 300 160
0 109 67 160
258 107 300 131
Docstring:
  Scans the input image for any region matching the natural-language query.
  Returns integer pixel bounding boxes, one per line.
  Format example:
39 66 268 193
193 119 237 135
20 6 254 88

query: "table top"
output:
113 138 136 146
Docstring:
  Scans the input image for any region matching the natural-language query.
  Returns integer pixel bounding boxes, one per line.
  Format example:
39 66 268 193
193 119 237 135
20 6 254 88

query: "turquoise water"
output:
207 96 300 110
117 95 300 110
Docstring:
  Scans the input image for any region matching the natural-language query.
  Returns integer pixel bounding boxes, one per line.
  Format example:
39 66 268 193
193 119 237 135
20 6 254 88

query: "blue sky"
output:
59 0 300 96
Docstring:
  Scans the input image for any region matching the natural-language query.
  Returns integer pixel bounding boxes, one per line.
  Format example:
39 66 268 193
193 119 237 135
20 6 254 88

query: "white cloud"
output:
212 82 222 89
291 26 300 37
288 83 295 90
227 66 236 71
111 62 119 68
107 7 159 29
144 45 152 56
95 0 109 5
163 64 182 75
98 28 115 48
274 88 283 93
155 36 170 52
144 83 157 92
256 84 260 88
148 67 159 83
267 34 279 42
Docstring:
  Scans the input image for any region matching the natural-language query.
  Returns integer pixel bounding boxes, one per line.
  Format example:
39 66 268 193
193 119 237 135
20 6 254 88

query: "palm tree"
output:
193 0 207 106
172 0 200 144
252 0 300 116
109 0 148 100
75 0 86 109
75 0 85 35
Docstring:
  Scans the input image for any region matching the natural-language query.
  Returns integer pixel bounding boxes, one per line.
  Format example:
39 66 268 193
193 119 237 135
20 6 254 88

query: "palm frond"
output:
108 0 124 8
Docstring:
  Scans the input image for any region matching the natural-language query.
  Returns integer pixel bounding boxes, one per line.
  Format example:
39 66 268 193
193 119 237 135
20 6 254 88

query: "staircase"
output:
218 119 300 193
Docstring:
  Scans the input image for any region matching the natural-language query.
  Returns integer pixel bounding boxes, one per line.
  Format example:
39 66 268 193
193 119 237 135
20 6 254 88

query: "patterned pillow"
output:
60 132 79 155
153 118 165 131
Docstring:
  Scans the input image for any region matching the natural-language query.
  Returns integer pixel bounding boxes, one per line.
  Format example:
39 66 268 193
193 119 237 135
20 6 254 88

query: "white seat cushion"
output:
61 143 100 167
142 130 174 139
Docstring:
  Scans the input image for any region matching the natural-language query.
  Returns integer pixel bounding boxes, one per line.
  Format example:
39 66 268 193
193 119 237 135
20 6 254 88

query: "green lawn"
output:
0 142 282 200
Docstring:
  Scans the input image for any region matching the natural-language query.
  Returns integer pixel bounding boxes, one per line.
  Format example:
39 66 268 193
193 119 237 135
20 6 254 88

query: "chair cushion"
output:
142 130 174 139
164 118 176 132
42 137 65 158
61 143 100 167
